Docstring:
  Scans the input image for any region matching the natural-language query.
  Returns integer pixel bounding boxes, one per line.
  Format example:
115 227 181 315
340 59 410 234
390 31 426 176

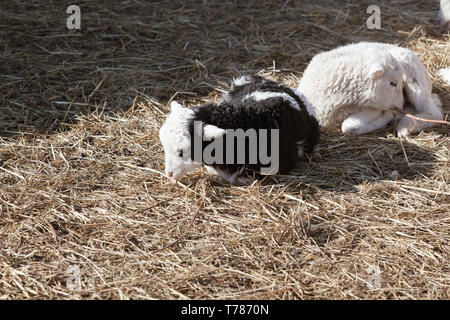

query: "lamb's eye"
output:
390 81 397 87
177 150 183 157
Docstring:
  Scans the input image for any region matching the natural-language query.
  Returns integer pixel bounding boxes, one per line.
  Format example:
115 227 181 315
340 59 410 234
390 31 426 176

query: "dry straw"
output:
0 0 449 299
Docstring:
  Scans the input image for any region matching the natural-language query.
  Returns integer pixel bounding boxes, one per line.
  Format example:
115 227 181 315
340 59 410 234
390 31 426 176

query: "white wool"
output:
221 75 257 103
293 89 316 117
244 91 299 109
440 0 450 30
243 89 316 117
439 68 450 85
298 42 443 137
232 75 253 87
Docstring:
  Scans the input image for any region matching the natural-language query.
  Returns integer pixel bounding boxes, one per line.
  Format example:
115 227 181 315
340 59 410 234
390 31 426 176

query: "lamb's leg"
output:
341 109 395 135
205 165 219 176
398 61 443 137
210 166 255 185
397 96 443 137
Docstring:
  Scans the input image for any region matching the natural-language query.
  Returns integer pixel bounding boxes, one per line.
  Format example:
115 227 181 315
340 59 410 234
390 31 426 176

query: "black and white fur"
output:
159 75 320 185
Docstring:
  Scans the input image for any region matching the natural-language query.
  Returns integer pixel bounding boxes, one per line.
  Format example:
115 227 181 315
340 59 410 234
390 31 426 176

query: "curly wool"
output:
298 42 443 136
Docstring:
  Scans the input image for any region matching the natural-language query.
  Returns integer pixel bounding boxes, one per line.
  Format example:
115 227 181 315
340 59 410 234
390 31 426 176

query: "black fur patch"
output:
188 75 320 180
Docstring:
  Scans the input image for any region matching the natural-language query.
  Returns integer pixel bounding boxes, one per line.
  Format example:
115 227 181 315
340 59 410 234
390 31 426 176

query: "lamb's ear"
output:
203 124 226 141
369 63 385 79
170 101 184 112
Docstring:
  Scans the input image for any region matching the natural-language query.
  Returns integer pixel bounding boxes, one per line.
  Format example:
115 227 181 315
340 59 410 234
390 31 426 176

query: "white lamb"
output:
297 42 444 137
440 0 450 29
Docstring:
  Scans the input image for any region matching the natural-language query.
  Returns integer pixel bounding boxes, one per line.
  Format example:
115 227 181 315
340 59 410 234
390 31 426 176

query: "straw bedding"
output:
0 0 448 299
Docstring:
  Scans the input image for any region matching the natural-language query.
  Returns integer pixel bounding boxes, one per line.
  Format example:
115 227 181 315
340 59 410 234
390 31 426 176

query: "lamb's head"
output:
159 101 201 180
368 52 406 111
366 51 405 112
159 101 226 180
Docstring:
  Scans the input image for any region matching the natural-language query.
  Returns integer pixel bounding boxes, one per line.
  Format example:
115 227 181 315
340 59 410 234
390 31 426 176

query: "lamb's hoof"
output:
396 117 415 138
396 127 410 138
205 165 219 176
342 127 361 135
233 176 255 186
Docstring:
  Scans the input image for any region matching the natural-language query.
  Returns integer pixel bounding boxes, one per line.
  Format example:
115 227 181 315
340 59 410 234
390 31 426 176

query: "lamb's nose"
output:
168 171 173 178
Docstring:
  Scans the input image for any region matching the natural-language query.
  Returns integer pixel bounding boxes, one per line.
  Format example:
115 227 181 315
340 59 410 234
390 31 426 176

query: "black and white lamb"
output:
159 75 320 185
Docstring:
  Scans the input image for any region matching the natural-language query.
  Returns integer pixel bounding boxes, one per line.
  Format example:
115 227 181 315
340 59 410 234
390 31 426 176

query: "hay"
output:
0 0 449 299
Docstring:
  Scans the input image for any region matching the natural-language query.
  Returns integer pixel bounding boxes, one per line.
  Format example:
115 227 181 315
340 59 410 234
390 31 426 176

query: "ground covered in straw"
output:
0 0 449 299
